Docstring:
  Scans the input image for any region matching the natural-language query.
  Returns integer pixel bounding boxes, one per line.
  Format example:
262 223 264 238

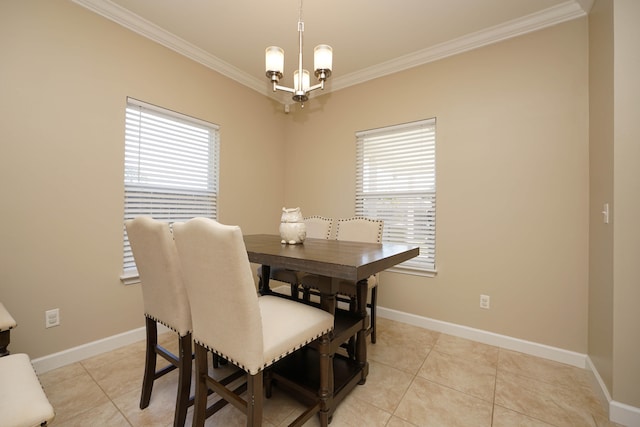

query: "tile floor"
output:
39 318 623 427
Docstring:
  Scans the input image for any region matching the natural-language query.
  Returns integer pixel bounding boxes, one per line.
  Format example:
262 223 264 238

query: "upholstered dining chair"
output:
124 216 193 427
0 353 55 427
173 217 334 427
301 216 384 343
0 302 17 357
303 215 334 240
257 216 333 299
0 303 55 426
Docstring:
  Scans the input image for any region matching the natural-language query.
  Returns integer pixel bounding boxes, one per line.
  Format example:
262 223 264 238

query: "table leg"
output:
260 265 271 295
319 277 338 315
318 332 333 426
356 279 369 384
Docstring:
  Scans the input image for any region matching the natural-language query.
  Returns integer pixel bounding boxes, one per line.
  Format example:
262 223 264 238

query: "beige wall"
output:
588 0 615 398
0 0 286 358
588 0 640 409
612 0 640 409
284 19 590 352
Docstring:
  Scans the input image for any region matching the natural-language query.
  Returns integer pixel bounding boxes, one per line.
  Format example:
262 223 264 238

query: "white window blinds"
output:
356 118 436 273
122 98 220 278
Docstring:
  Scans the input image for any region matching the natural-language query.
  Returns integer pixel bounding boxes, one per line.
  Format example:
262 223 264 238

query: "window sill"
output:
387 266 437 278
120 271 140 285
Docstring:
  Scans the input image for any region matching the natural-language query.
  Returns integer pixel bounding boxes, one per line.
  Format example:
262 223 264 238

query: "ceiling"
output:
73 0 592 104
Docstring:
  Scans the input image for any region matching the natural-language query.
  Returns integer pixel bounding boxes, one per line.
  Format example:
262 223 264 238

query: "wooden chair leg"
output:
0 330 10 357
192 344 210 427
290 283 300 300
140 316 158 409
174 333 192 427
212 353 219 368
247 373 263 427
302 286 311 303
265 369 273 399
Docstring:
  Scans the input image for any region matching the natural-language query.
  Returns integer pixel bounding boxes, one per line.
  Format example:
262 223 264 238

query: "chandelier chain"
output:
299 0 303 23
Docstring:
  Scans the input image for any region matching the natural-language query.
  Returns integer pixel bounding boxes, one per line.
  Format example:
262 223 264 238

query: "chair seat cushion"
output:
0 353 55 427
258 296 333 370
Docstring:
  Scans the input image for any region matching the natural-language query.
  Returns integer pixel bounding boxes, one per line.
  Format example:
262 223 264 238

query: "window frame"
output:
355 118 436 276
121 98 220 284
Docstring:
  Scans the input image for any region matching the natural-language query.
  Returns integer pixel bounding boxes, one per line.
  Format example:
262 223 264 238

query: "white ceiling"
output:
73 0 592 104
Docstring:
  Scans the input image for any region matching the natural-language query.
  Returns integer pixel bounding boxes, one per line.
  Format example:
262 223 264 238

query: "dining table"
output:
243 234 419 419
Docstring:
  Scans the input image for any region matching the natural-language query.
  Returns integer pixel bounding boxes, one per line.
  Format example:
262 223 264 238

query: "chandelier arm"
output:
307 81 325 93
273 84 296 94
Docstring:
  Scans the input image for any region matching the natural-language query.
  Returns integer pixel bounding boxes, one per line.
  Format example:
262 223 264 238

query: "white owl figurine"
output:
279 207 306 244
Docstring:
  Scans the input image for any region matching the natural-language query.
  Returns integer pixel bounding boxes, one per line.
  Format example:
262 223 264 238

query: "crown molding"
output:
73 0 587 102
331 1 587 91
71 0 268 95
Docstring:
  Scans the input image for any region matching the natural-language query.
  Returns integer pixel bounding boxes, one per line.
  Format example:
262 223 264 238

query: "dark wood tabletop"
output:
243 234 419 282
243 234 419 415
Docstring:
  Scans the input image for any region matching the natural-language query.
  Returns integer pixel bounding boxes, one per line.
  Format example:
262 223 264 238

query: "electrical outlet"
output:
480 295 490 309
45 308 60 328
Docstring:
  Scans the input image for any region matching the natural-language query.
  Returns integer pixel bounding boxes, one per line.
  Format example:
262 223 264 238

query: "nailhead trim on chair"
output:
194 326 332 376
335 216 383 243
304 216 333 239
145 313 192 338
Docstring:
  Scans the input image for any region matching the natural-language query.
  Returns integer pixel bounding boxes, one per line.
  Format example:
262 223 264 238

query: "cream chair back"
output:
173 218 265 373
335 217 383 244
303 216 333 239
125 216 191 336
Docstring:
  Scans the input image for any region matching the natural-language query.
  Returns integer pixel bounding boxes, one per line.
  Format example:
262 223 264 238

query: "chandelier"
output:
265 0 333 106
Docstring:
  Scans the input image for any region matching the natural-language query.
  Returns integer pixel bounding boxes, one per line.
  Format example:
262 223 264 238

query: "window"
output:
356 118 436 274
122 98 220 283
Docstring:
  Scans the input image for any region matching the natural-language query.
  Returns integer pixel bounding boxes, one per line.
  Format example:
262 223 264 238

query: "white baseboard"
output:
610 401 640 427
31 324 169 375
378 306 587 368
587 356 640 427
586 355 613 403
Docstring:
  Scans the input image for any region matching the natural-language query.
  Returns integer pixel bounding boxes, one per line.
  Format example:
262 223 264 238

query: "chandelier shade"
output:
265 46 284 78
294 69 311 92
264 0 332 107
313 45 333 77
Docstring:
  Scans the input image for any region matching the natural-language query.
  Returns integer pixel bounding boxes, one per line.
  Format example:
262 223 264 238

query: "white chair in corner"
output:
0 354 55 427
125 216 193 427
173 217 334 427
0 302 55 427
257 216 333 299
0 302 17 357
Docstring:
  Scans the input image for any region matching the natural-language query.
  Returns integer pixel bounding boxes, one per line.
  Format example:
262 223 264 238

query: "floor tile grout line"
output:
80 359 136 426
490 348 500 426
